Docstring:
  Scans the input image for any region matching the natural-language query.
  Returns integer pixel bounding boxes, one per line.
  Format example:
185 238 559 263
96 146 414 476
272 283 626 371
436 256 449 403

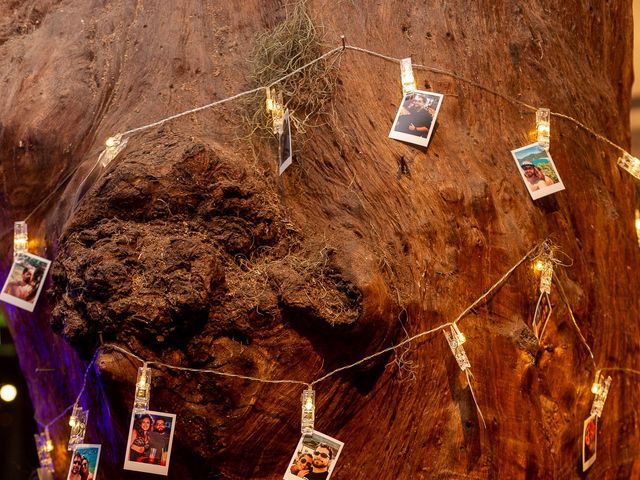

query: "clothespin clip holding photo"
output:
590 372 612 418
265 87 285 135
301 386 315 436
98 133 128 168
443 324 486 427
617 152 640 180
68 403 89 450
133 363 151 414
34 427 55 477
400 57 417 95
536 108 550 149
13 221 28 259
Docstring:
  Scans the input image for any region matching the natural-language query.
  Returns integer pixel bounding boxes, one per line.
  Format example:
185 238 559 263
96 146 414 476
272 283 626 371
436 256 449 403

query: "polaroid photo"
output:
279 109 293 175
582 414 597 471
67 444 101 480
124 410 176 476
389 90 444 148
511 143 565 200
283 430 344 480
0 252 51 312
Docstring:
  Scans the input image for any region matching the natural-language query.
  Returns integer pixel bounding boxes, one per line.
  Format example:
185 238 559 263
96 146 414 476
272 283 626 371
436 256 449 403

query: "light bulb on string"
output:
300 386 315 436
68 404 88 450
617 152 640 180
34 428 55 471
133 363 151 414
590 372 612 418
265 87 285 135
443 324 471 370
98 133 128 167
536 108 551 148
13 221 28 258
400 57 417 94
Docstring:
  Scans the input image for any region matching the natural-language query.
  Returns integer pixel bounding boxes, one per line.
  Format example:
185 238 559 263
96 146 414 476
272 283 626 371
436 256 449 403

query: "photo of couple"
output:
283 431 344 480
0 252 51 312
66 444 101 480
124 410 176 476
388 90 444 148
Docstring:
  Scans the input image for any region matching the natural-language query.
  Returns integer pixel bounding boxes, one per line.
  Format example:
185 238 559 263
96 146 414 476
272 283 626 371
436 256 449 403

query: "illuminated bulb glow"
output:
0 384 17 402
13 221 28 258
590 374 612 418
99 133 128 167
536 108 550 148
68 404 88 450
534 257 553 295
133 364 151 414
400 57 417 94
635 210 640 247
34 429 55 470
265 87 285 134
301 387 315 435
618 152 640 180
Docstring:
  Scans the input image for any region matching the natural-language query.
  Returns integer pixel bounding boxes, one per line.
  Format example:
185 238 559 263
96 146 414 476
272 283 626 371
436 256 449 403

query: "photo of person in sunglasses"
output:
302 444 334 479
283 431 343 480
290 452 313 477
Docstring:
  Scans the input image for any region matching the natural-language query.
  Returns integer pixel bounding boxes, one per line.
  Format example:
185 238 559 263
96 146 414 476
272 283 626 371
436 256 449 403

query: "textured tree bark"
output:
1 1 639 479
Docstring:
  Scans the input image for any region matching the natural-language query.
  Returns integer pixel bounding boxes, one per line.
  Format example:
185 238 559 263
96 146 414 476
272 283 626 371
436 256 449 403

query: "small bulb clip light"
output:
635 209 640 247
590 372 612 418
534 257 554 295
536 108 551 149
34 428 55 471
133 363 151 414
14 221 28 258
265 87 285 135
400 57 417 94
68 404 89 450
300 386 315 436
443 325 471 371
617 152 640 180
98 133 128 167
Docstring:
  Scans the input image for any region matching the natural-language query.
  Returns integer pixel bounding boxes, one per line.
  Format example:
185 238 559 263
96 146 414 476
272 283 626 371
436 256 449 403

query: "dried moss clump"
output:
249 0 341 136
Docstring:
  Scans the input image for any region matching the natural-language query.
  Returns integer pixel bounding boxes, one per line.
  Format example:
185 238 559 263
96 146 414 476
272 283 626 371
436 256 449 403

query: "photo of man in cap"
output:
520 160 555 192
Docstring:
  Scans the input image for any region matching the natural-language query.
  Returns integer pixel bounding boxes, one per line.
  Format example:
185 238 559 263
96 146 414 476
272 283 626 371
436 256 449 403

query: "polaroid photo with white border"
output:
389 90 443 149
124 410 176 476
511 143 565 200
67 444 101 480
582 414 597 472
0 252 51 312
283 430 344 480
279 109 293 175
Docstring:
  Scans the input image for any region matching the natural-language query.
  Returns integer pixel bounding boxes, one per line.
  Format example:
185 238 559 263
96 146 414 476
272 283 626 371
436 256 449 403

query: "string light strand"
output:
3 43 634 240
34 349 99 429
104 344 310 387
100 240 543 389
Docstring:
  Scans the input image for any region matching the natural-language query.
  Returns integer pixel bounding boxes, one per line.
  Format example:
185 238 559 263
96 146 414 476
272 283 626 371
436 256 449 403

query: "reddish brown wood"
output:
1 1 638 478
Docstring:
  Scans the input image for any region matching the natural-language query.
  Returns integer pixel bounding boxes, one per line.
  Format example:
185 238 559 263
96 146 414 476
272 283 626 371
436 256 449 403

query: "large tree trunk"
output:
1 1 638 478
